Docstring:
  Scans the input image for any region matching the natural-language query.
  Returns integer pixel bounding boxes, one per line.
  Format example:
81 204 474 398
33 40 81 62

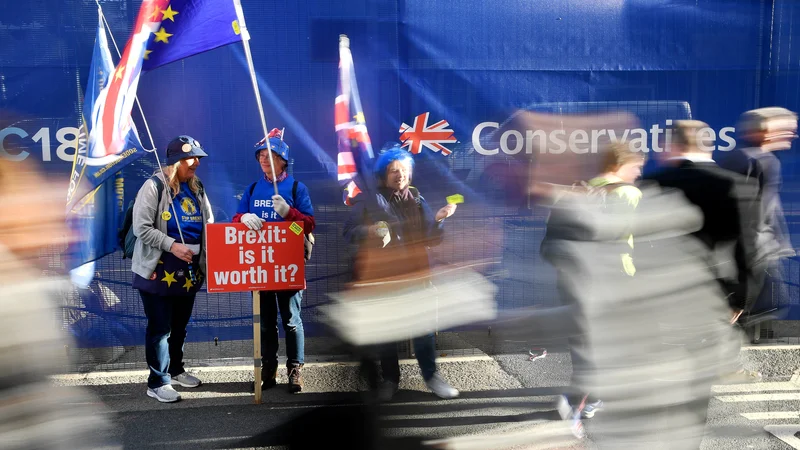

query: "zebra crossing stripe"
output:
741 412 800 420
764 425 800 449
712 382 800 394
715 393 800 402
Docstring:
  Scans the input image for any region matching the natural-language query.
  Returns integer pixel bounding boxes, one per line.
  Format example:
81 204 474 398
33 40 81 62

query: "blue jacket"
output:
234 175 316 235
236 175 314 221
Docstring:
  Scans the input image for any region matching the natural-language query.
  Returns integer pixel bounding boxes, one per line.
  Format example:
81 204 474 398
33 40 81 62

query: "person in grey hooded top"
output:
131 136 213 403
507 181 739 449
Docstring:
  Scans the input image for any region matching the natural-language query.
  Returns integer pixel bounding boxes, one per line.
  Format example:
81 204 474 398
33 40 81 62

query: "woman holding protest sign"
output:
233 128 315 394
342 145 459 401
131 135 213 403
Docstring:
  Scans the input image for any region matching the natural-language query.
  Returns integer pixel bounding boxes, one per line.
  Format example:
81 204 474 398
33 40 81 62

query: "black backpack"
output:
248 179 315 261
119 176 164 259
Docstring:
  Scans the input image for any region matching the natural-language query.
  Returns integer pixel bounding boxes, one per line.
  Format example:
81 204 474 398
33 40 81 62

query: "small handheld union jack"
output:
254 128 283 148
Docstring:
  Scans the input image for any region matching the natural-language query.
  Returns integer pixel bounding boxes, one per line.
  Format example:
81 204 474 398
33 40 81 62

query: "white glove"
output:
241 213 264 230
373 221 391 248
373 221 390 238
272 195 290 218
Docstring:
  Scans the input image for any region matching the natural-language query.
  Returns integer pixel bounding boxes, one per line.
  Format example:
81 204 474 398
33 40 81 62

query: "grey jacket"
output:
131 173 214 279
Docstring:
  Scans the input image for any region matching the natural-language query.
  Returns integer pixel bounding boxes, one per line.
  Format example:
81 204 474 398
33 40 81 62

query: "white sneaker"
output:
170 372 202 388
425 373 459 399
147 385 181 403
582 400 604 419
378 381 399 402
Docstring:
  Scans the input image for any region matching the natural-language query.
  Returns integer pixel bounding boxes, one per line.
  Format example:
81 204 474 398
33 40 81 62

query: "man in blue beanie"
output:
233 128 315 393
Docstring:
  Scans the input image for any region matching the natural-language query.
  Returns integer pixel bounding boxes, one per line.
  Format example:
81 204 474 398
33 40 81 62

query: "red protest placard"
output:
205 222 306 293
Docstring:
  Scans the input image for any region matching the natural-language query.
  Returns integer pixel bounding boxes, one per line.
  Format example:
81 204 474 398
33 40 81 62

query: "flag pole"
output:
97 4 187 248
279 127 286 170
234 0 279 195
233 0 268 405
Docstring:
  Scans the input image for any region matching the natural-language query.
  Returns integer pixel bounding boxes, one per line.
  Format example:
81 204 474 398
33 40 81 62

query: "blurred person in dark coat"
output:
647 121 760 320
645 120 762 381
719 108 797 326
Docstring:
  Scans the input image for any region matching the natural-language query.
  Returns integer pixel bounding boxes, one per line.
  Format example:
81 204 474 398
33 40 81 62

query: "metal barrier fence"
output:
56 103 800 373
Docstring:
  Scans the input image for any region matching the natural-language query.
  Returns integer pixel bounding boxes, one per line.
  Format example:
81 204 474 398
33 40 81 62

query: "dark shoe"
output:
251 360 279 392
288 364 304 394
377 380 398 402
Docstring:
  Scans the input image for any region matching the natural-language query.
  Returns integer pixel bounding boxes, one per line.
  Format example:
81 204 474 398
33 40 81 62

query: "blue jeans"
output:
260 290 304 366
139 290 196 389
412 333 438 381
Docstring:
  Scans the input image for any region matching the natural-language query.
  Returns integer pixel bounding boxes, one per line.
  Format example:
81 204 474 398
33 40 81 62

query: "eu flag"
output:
66 9 148 272
67 174 125 274
141 0 250 71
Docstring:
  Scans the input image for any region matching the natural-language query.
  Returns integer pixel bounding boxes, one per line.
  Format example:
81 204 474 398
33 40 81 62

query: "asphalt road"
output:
58 350 800 449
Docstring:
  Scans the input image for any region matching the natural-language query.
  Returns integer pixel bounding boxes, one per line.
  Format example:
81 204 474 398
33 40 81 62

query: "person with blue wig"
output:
343 145 459 400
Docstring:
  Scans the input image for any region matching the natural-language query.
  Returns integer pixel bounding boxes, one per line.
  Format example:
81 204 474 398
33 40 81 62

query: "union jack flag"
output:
399 112 457 156
336 35 375 206
90 0 170 160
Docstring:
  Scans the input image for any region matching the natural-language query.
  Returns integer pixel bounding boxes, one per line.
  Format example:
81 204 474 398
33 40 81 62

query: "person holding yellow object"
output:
583 144 645 276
